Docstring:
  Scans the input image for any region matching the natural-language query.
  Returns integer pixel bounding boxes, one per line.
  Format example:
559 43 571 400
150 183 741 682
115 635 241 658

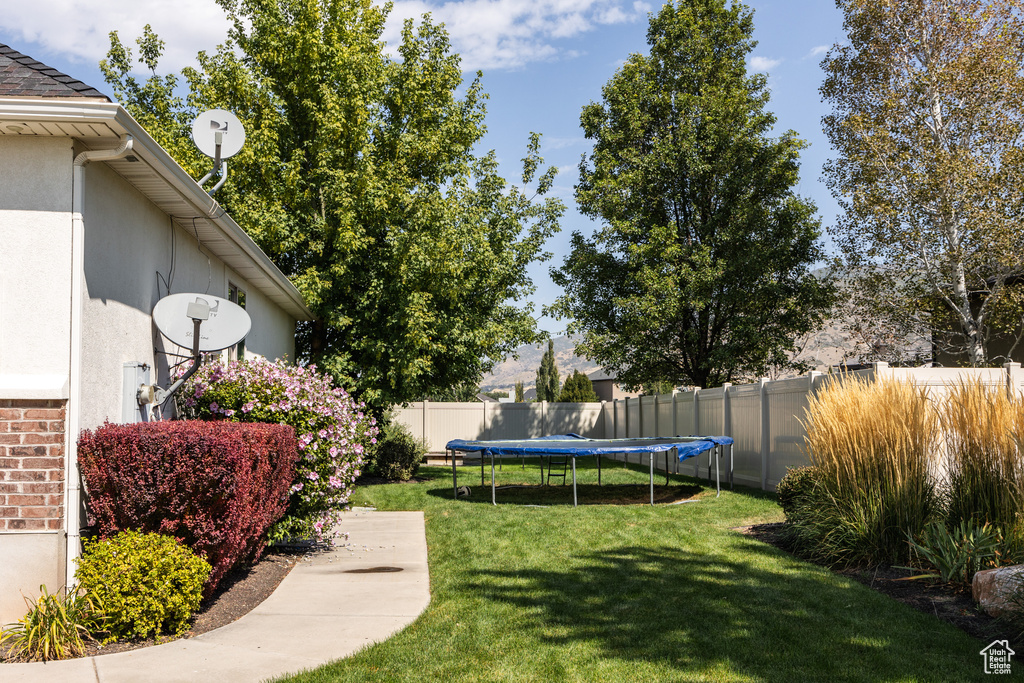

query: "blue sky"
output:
0 0 848 334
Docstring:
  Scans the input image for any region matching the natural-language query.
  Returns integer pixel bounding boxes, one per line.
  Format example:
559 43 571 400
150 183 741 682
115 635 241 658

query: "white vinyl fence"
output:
395 362 1024 491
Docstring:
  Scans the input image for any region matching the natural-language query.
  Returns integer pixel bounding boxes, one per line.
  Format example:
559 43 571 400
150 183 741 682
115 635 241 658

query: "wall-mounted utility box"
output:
122 362 151 423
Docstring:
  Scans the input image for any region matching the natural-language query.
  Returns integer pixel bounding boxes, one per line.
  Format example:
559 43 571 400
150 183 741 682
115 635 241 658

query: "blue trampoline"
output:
445 434 734 506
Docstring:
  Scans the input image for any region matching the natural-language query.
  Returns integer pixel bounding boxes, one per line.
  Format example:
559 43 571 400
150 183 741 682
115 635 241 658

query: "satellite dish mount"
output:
139 293 252 419
192 109 246 195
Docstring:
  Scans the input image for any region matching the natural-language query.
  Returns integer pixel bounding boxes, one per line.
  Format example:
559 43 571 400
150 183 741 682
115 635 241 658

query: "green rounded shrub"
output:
371 420 426 481
776 466 822 519
75 531 211 642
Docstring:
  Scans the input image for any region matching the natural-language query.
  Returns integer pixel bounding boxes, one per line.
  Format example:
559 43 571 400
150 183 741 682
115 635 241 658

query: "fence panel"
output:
727 383 762 487
602 401 615 439
656 394 676 437
626 398 641 438
674 390 697 437
393 402 424 443
486 403 544 440
639 395 657 437
421 402 484 452
547 402 605 437
765 377 813 488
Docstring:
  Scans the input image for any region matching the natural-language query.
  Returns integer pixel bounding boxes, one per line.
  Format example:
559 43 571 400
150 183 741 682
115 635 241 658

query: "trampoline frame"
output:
445 436 733 506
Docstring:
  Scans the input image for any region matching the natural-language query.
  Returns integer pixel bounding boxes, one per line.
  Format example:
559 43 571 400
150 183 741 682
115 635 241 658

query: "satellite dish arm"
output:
156 318 204 408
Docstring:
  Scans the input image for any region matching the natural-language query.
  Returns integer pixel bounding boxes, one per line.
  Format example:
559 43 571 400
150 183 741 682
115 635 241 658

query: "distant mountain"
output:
480 336 600 392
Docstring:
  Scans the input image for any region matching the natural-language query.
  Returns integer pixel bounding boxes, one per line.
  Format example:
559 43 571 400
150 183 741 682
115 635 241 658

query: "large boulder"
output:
973 564 1024 618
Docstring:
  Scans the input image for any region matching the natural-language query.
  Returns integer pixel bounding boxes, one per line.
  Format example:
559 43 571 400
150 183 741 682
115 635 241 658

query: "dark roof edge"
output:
0 43 110 100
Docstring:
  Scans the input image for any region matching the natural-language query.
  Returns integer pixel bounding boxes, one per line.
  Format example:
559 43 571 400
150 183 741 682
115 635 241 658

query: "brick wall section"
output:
0 399 66 531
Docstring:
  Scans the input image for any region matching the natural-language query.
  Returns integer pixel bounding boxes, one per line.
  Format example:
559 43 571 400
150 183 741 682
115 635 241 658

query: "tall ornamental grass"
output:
940 379 1024 538
795 376 939 566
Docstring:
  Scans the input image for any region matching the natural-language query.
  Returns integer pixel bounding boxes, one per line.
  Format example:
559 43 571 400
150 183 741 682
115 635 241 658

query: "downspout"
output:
66 136 134 587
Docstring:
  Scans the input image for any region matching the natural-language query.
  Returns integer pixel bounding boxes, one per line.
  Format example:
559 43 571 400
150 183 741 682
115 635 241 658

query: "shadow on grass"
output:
465 540 979 680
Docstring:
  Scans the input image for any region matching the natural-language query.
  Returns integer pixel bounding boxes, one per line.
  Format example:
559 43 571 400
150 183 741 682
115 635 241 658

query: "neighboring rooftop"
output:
0 43 109 100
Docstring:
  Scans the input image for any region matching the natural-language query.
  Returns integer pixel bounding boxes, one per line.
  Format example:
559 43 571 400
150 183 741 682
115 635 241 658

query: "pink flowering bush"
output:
177 359 377 543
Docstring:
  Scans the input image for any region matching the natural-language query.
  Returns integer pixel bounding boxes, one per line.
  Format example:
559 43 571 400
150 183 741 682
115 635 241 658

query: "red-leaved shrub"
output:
78 420 298 596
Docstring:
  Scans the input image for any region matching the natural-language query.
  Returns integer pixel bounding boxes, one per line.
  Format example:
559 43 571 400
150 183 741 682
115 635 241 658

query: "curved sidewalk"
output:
0 510 430 683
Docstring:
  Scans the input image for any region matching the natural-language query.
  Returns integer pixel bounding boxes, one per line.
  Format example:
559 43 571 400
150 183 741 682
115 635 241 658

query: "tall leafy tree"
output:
101 0 563 407
549 0 832 389
534 339 560 401
514 380 524 403
822 0 1024 366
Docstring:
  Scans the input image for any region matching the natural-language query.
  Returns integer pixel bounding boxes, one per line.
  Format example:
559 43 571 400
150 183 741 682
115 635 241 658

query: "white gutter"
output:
66 135 134 587
0 98 311 320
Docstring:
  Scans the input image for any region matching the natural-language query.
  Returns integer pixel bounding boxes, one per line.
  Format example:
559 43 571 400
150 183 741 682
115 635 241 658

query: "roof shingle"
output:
0 44 109 100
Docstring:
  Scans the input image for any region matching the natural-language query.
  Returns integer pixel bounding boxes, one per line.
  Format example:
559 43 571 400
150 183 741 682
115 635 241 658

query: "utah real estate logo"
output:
980 640 1015 675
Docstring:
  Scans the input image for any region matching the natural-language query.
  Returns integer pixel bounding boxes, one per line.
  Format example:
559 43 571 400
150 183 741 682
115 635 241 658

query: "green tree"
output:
535 339 560 401
514 381 524 403
822 0 1024 366
101 0 563 407
548 0 833 390
558 370 599 402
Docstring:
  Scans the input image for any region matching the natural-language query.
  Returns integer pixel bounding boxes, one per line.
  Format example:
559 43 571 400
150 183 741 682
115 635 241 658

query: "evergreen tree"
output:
535 339 560 401
514 381 524 403
558 370 599 402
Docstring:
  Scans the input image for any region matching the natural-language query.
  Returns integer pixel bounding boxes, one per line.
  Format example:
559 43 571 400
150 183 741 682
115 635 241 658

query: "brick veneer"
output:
0 399 66 531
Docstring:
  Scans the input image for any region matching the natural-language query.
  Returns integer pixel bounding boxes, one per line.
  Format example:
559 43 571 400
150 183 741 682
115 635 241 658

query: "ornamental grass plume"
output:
798 376 939 566
179 359 377 543
941 379 1024 538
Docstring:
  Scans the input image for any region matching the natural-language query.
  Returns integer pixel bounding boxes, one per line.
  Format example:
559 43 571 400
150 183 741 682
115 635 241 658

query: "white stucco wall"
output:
78 162 297 430
0 136 72 393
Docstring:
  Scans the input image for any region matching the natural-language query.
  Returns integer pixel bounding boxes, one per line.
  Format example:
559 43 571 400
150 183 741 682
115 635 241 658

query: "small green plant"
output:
0 585 105 661
371 419 426 481
776 466 821 519
905 520 1002 585
75 530 211 642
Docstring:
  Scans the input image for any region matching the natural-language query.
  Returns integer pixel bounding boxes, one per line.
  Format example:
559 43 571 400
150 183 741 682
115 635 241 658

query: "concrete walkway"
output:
0 510 430 683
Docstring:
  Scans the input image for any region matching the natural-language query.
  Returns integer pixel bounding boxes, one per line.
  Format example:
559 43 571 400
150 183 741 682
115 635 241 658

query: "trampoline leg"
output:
491 453 496 506
572 458 578 507
715 445 721 498
598 454 602 486
650 453 655 506
451 449 457 500
664 450 669 486
481 456 485 488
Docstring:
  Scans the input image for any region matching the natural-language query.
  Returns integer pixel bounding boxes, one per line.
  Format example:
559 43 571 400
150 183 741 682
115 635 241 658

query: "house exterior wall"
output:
0 135 300 623
0 136 73 384
78 162 297 429
0 137 73 623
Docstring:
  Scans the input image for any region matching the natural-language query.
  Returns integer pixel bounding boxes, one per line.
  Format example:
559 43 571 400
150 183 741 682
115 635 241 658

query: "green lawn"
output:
276 460 991 682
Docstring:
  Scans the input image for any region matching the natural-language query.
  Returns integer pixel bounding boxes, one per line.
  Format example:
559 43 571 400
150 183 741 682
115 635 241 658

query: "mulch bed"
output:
741 522 1023 650
1 549 299 663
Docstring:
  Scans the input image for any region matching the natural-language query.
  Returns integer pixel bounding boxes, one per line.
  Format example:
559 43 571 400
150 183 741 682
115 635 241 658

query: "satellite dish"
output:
152 293 251 352
191 109 246 159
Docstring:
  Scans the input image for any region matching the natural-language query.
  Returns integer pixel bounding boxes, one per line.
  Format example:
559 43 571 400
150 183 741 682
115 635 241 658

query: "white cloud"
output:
387 0 648 71
0 1 232 73
748 55 781 73
807 44 829 58
1 0 647 76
